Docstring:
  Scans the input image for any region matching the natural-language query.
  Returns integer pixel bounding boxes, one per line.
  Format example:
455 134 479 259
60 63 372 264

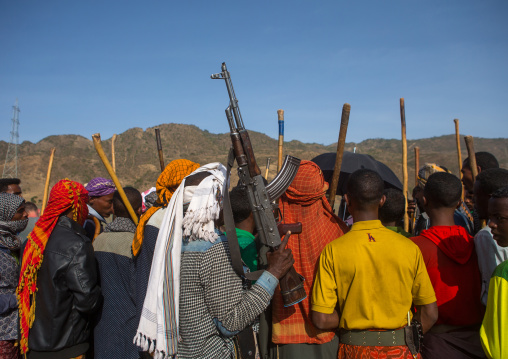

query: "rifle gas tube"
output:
212 62 306 307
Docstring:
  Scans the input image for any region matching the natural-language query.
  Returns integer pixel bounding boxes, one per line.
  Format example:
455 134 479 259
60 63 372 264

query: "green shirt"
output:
225 228 258 274
386 226 412 238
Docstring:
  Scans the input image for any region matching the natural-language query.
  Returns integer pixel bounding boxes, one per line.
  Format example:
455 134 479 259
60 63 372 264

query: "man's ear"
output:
379 195 386 208
477 165 482 175
422 196 428 209
88 197 96 206
136 206 143 218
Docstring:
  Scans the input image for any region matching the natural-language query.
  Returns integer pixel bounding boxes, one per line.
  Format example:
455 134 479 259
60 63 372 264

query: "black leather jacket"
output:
27 216 101 358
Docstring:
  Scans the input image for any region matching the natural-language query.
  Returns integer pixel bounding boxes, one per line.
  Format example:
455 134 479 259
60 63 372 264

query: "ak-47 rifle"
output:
212 62 306 307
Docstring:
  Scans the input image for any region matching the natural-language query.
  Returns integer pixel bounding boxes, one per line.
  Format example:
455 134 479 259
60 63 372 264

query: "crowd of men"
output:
0 150 506 359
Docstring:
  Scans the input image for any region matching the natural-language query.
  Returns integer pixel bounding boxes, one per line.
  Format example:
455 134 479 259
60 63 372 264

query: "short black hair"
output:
424 172 462 208
379 188 406 223
0 178 20 192
113 187 142 218
229 186 252 224
491 186 508 199
24 202 38 213
463 152 499 170
346 169 384 207
477 169 508 195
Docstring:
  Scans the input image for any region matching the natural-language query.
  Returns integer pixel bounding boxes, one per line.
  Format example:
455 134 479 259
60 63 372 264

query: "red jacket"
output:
411 226 484 326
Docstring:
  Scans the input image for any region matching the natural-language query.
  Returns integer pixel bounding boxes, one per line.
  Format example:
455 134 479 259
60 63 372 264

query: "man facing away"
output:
473 168 508 306
134 163 295 359
311 169 438 359
480 186 508 359
379 188 411 238
93 187 142 359
411 172 485 358
271 160 348 359
17 179 101 358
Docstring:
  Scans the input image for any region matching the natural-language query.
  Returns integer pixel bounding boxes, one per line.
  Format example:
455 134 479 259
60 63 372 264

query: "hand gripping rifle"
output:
212 62 306 307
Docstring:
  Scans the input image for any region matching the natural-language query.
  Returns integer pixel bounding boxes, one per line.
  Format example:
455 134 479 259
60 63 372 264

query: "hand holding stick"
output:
329 103 351 210
400 98 409 233
92 133 139 225
41 148 56 216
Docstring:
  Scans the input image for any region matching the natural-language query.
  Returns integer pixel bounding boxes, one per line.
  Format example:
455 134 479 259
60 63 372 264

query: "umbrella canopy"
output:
311 152 403 196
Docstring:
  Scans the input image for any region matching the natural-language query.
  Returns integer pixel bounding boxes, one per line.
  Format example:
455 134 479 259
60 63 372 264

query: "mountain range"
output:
1 123 506 205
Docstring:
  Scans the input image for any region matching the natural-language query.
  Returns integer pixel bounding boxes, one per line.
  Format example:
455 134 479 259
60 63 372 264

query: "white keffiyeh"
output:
134 163 226 359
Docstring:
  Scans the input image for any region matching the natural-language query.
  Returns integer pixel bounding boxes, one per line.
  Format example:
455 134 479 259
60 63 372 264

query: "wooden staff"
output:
155 128 165 172
277 109 284 172
414 146 420 188
464 135 484 227
111 134 117 173
329 103 351 210
41 148 56 216
454 119 462 177
464 136 478 180
92 133 139 225
400 98 409 232
264 157 270 179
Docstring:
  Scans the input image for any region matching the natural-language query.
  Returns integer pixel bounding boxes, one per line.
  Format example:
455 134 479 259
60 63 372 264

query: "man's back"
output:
93 224 138 359
412 226 483 326
28 216 101 358
312 220 435 331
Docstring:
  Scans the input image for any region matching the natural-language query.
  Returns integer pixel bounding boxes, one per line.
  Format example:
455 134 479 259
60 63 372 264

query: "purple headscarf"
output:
85 177 116 197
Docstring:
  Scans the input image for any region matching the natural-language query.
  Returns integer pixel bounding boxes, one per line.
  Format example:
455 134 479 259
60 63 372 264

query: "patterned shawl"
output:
17 179 89 354
273 160 348 344
0 193 26 251
132 159 200 256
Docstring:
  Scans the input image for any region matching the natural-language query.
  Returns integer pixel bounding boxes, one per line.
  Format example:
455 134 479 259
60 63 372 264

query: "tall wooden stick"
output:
464 135 483 227
464 136 478 180
264 157 270 179
41 148 56 216
400 98 409 232
155 128 165 172
414 146 420 188
92 133 139 225
454 119 462 177
111 134 117 173
277 109 284 172
329 103 351 210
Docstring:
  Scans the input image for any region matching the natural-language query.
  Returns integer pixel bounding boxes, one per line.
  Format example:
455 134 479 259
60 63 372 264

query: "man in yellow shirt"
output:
311 169 438 359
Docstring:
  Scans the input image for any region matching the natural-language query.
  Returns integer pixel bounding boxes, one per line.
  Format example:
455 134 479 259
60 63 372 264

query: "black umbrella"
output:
311 151 403 196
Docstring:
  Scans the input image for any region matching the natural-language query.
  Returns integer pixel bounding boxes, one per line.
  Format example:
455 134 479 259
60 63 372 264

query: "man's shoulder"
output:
47 217 91 254
93 231 134 258
182 233 228 255
492 260 508 282
146 207 167 228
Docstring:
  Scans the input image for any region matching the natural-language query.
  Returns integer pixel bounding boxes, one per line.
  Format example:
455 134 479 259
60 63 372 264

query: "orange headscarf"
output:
132 159 200 256
272 160 348 345
17 179 89 354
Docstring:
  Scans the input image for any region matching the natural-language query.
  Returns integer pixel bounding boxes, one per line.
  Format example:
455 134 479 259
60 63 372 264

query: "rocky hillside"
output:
0 123 506 204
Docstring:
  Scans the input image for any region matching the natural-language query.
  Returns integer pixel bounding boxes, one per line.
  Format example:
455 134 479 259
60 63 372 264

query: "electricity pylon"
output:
2 99 20 178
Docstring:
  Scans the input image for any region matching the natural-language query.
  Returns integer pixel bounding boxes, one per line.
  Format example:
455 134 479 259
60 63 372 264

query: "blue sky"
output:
1 1 507 146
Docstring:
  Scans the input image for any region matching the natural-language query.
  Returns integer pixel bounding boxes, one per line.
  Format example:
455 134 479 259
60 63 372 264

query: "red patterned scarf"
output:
272 160 348 344
17 179 89 354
